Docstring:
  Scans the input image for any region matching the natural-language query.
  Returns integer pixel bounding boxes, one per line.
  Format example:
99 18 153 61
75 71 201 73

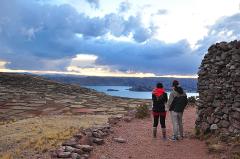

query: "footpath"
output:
91 107 216 159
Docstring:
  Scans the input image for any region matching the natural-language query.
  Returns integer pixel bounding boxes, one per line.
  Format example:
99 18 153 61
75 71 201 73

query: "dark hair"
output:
156 82 163 88
172 80 183 94
172 80 179 87
174 86 184 94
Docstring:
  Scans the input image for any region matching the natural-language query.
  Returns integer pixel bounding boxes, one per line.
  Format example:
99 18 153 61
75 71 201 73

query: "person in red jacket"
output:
152 83 168 139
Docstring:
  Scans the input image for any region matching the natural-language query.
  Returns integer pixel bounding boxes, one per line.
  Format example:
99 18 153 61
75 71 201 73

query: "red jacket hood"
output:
152 88 165 97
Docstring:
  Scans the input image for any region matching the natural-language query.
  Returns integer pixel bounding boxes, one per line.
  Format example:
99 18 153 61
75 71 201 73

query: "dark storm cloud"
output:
0 0 202 75
71 38 201 75
0 0 156 58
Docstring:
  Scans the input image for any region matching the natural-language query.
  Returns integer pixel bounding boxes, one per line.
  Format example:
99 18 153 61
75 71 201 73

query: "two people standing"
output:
151 80 188 140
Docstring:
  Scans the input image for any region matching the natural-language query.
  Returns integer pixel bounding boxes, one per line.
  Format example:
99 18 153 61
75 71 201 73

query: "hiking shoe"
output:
152 127 157 138
178 136 184 140
162 137 167 141
169 136 178 141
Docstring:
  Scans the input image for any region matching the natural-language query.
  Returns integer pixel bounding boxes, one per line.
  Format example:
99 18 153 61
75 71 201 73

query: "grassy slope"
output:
0 115 109 159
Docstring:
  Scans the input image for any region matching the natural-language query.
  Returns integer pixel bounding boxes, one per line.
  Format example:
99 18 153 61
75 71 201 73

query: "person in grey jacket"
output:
167 80 187 141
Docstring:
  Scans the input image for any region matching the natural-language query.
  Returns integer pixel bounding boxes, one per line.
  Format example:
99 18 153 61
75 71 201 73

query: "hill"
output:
43 75 197 92
0 72 149 158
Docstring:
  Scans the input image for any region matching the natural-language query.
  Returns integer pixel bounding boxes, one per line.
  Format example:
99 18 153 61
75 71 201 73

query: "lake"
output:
83 86 199 99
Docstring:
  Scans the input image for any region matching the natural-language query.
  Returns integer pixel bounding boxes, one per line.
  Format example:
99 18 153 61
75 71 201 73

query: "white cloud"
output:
0 60 8 69
42 0 239 47
152 0 239 47
66 53 156 77
0 55 196 78
69 54 98 67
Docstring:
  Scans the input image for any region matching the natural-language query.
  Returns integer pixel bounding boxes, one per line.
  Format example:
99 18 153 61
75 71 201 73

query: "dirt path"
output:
91 107 215 159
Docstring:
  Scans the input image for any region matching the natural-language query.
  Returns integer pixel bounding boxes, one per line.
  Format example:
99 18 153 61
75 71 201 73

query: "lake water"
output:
84 86 199 99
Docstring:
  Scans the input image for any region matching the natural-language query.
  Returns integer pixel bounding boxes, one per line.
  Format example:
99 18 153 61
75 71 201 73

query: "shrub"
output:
135 104 150 119
194 127 201 137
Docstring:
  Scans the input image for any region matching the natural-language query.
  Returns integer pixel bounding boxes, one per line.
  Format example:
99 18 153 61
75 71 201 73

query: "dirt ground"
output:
91 107 217 159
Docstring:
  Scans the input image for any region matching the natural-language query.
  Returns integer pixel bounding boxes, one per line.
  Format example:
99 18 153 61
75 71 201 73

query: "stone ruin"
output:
196 40 240 136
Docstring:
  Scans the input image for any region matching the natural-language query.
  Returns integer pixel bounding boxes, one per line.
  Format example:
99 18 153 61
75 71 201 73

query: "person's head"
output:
172 80 183 94
172 80 179 88
156 82 163 88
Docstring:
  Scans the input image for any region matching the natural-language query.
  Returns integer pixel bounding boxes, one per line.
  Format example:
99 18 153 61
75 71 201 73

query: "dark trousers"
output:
153 114 166 128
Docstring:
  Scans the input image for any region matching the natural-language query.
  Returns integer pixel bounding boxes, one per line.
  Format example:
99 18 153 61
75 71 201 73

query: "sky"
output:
0 0 239 77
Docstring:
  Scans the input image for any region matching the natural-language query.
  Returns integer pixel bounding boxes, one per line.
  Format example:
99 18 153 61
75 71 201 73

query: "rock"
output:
92 131 103 139
93 138 104 145
62 139 77 147
220 155 227 159
99 155 109 159
123 116 133 122
232 103 240 109
220 120 230 128
232 119 240 129
71 153 81 159
74 145 93 152
51 150 58 158
113 137 127 143
78 135 93 146
81 154 89 159
201 122 210 131
57 151 71 158
108 117 120 125
73 148 84 155
210 124 218 130
65 146 76 152
214 118 220 124
231 111 240 120
73 133 83 139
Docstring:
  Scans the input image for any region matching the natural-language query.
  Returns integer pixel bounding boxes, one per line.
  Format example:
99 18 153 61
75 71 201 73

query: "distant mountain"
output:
43 75 197 92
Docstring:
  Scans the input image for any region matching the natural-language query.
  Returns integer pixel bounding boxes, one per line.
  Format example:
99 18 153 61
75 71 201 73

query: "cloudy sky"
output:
0 0 239 77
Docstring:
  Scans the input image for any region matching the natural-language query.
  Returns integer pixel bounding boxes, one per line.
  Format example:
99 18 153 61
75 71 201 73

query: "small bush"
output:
135 104 150 119
194 127 201 137
208 144 225 153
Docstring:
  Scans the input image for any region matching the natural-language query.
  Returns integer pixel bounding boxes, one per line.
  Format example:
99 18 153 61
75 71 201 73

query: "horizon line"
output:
0 69 198 79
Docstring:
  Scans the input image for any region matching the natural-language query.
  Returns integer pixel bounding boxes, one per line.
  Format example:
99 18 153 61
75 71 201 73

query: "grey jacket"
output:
167 90 187 111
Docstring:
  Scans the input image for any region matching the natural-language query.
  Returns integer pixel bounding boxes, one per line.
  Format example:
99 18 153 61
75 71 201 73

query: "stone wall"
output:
196 40 240 136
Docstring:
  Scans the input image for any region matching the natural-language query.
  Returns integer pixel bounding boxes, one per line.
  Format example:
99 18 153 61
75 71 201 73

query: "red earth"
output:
91 107 217 159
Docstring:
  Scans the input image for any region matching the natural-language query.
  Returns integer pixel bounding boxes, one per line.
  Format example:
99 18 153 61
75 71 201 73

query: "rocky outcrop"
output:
51 111 134 159
51 124 110 159
196 40 240 136
0 73 150 122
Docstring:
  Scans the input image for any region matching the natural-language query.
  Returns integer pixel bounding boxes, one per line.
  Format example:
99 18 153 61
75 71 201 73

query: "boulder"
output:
210 124 218 130
93 138 104 145
74 145 93 152
57 151 71 158
113 137 127 143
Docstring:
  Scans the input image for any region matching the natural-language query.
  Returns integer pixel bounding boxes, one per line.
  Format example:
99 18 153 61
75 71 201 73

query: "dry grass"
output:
135 104 150 119
202 133 240 159
0 115 109 159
